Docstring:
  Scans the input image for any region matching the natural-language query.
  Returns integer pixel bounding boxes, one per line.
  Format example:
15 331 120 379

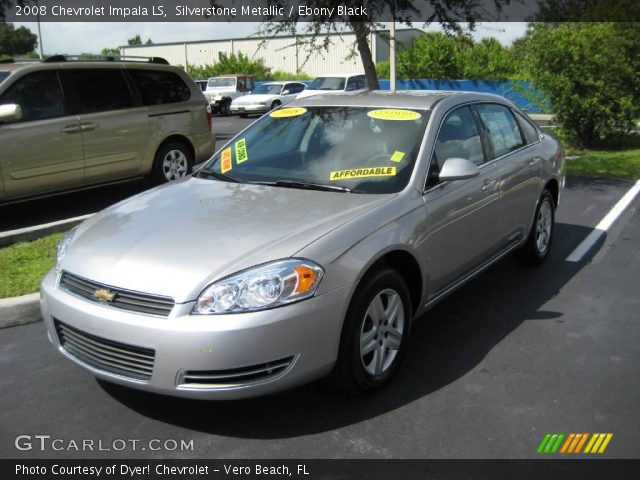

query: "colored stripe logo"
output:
537 433 613 454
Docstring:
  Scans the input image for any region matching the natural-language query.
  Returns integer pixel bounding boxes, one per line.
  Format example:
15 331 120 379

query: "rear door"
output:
61 67 149 183
0 69 84 200
420 105 502 297
474 103 542 245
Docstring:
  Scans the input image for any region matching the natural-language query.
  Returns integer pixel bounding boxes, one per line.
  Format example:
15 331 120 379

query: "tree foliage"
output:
376 32 522 80
186 52 272 80
127 35 152 46
522 23 640 147
0 22 37 56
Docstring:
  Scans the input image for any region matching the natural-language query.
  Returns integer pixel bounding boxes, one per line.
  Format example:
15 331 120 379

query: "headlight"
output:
56 228 76 272
193 259 324 314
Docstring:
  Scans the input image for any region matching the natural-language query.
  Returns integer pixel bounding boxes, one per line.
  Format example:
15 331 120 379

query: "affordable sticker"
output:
367 109 421 121
329 166 396 181
270 107 307 118
220 147 232 173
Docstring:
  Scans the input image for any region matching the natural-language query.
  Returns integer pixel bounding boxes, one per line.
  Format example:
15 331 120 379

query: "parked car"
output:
42 91 564 399
204 74 254 115
230 81 306 117
296 73 367 99
0 56 214 204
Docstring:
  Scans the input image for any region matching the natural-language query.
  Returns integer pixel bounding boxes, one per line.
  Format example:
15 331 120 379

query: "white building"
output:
120 29 422 77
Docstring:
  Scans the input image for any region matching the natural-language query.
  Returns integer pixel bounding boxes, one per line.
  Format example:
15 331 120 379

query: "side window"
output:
64 69 133 114
345 76 358 91
246 77 255 91
283 83 294 94
433 106 485 170
356 75 367 89
514 110 540 145
129 69 191 105
0 70 65 122
475 104 525 158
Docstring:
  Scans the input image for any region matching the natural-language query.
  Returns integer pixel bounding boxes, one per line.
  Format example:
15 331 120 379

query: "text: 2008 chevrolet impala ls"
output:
41 91 564 399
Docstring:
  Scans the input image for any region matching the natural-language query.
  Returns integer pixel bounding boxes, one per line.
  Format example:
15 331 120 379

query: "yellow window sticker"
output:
269 107 307 118
390 151 405 163
329 166 396 181
235 138 249 164
367 109 421 121
220 147 232 173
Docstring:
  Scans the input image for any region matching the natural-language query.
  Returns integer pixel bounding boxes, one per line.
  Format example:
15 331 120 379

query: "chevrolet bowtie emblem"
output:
93 288 116 303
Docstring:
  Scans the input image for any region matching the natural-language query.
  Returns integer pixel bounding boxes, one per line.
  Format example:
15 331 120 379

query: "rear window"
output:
130 69 191 105
308 76 346 91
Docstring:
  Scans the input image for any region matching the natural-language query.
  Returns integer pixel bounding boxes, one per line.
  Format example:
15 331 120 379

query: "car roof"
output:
291 90 509 110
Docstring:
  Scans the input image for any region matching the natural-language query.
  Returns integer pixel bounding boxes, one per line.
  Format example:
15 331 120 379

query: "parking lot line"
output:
566 178 640 262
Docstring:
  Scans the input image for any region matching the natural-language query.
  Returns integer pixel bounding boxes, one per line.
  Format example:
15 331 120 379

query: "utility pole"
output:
36 1 44 59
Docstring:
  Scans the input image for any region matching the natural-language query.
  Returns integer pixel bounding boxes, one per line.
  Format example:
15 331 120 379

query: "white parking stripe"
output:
566 179 640 262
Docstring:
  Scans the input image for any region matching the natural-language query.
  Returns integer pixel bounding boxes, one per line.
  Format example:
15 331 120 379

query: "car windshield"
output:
207 77 236 88
0 72 9 84
253 84 282 95
308 77 345 91
201 106 429 194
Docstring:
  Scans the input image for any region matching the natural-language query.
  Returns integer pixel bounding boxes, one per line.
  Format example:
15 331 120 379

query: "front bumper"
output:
230 104 269 114
40 270 349 399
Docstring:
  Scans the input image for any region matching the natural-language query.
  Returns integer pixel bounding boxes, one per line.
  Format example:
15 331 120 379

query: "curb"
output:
0 293 41 329
0 213 93 248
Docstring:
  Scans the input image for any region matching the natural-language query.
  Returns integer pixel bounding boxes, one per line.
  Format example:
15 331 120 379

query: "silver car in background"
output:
41 91 564 399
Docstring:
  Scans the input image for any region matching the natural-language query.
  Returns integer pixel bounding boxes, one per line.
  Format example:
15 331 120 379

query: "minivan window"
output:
0 70 65 122
64 69 134 114
308 76 346 91
130 69 191 105
475 104 524 159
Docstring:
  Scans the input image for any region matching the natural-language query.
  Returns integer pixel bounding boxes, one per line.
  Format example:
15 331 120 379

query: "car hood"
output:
232 94 278 104
62 178 392 303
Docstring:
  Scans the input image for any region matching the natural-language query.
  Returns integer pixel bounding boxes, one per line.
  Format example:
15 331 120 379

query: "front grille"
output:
180 356 295 388
59 271 174 317
55 320 155 381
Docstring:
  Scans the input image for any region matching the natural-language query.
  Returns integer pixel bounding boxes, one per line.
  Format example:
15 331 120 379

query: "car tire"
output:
221 100 231 116
152 141 193 184
331 268 412 394
516 189 555 265
271 100 281 110
239 113 248 118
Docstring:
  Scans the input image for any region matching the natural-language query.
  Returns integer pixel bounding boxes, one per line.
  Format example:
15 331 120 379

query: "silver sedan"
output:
41 91 564 399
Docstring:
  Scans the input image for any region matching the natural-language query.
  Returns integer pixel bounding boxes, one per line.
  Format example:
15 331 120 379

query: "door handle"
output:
80 123 98 132
482 179 498 192
61 124 82 134
529 157 541 167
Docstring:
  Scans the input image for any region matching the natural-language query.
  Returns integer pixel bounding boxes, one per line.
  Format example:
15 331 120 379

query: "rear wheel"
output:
153 141 193 184
271 100 281 110
332 268 412 394
516 189 555 265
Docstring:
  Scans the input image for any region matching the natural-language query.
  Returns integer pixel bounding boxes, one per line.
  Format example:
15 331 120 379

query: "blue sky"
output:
14 22 528 55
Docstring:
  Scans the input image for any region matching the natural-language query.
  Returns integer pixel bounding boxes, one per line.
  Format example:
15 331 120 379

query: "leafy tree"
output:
522 23 640 147
255 0 509 89
0 22 37 56
186 52 272 80
127 35 142 46
100 47 120 56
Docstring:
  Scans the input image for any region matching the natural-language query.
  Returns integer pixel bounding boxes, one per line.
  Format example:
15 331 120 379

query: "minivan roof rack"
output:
43 55 170 65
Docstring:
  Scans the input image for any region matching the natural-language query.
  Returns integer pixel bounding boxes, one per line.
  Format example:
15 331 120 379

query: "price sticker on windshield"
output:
220 147 232 173
235 138 249 164
270 107 307 118
329 166 396 181
390 151 405 163
367 109 421 121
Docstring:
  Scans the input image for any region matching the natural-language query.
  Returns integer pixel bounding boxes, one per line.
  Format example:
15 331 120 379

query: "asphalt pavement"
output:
1 174 638 459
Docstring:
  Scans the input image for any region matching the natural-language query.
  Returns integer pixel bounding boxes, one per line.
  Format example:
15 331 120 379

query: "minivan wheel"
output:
516 189 555 265
332 268 412 394
153 142 193 183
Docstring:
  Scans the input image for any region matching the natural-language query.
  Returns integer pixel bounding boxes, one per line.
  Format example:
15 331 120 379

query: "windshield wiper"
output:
248 179 354 193
194 168 240 183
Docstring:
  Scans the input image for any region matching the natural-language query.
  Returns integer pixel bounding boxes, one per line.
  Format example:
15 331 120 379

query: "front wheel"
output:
516 189 555 265
153 141 193 184
332 268 412 394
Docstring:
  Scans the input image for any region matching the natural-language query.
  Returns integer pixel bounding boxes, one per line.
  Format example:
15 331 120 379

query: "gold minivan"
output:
0 56 214 203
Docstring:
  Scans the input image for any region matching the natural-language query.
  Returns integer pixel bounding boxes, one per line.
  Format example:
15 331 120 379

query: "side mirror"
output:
0 104 22 122
438 157 480 182
282 89 291 95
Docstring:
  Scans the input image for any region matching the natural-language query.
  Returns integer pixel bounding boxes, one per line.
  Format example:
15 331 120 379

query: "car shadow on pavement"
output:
99 221 602 439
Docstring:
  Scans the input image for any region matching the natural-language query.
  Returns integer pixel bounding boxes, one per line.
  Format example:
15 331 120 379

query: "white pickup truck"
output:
204 74 255 115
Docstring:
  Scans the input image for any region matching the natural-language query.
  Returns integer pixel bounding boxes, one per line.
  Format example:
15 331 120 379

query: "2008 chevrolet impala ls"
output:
41 91 564 399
